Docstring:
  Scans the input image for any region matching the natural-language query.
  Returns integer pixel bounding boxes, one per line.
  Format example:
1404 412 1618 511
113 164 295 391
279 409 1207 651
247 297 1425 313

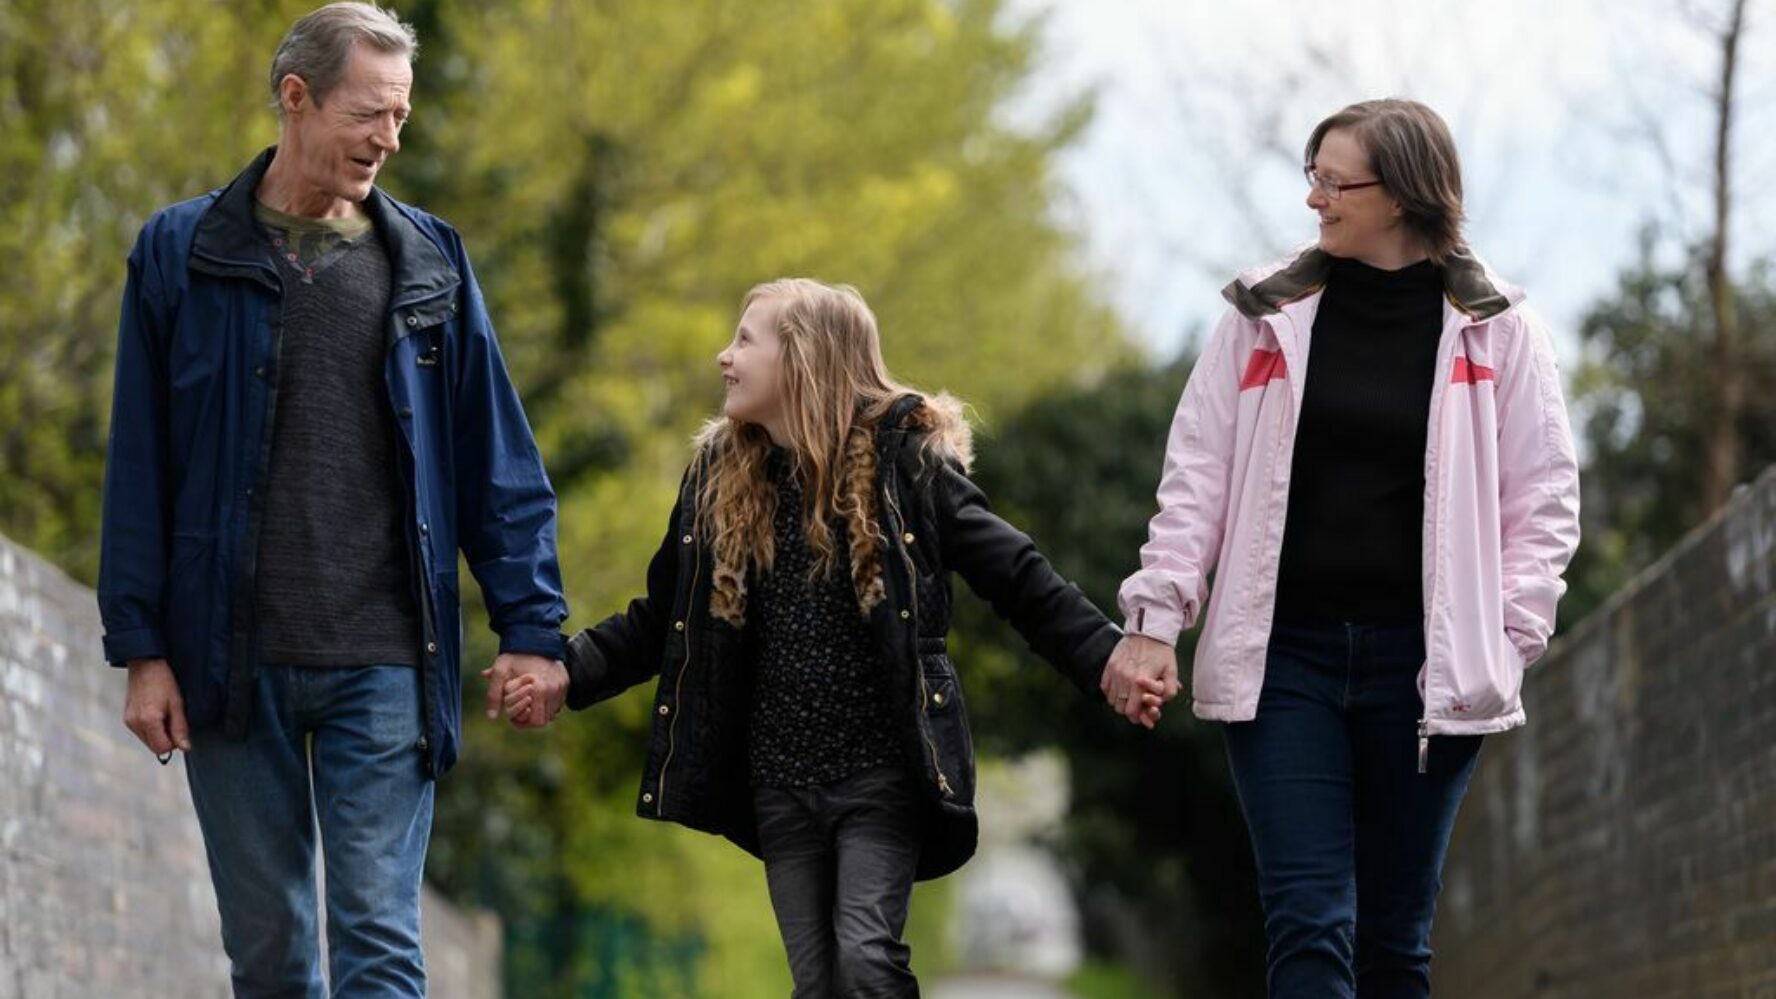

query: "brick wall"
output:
1435 468 1776 997
0 532 501 999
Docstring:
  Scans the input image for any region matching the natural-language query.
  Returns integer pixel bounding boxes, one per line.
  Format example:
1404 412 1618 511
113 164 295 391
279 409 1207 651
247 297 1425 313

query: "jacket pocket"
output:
1467 629 1526 719
919 653 974 802
1499 631 1527 710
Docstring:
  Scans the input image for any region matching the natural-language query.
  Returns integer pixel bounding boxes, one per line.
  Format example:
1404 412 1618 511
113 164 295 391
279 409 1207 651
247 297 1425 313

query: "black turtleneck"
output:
1272 256 1446 626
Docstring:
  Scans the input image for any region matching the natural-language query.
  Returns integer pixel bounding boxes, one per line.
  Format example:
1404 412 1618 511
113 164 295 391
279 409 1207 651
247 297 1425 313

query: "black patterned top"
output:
747 450 903 788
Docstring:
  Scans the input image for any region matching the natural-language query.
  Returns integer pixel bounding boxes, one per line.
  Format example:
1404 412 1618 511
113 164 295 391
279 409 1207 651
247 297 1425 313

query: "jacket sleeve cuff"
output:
103 628 166 668
1122 602 1183 647
1071 623 1125 696
563 629 607 711
497 626 567 661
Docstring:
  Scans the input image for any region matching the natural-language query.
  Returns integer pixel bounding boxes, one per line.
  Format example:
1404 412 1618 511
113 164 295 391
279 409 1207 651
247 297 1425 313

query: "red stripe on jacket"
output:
1240 349 1287 390
1452 357 1496 384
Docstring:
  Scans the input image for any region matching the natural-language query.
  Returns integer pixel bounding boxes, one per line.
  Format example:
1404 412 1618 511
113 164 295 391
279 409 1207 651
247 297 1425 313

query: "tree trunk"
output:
1701 0 1748 514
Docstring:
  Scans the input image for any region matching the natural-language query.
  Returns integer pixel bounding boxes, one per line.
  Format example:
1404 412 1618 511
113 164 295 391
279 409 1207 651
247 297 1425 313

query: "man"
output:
96 4 571 994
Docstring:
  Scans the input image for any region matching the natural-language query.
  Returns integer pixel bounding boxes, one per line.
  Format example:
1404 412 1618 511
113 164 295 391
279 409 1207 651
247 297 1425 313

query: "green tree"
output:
3 0 1133 992
1564 234 1776 622
0 0 309 580
408 0 1133 993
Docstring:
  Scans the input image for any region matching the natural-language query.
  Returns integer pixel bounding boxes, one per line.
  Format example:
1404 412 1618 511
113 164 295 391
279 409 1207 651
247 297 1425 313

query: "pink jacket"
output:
1119 245 1581 761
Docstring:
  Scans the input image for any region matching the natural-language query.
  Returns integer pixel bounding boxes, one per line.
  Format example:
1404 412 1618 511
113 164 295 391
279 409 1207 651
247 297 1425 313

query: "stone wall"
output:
0 532 501 999
1436 468 1776 996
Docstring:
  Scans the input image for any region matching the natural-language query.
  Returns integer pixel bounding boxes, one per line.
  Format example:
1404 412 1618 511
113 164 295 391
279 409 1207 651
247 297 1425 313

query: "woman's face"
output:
717 296 787 433
1306 128 1409 265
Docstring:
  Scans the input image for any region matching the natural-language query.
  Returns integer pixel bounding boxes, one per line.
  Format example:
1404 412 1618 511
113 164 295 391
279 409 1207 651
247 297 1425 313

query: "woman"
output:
504 278 1150 996
1102 99 1581 997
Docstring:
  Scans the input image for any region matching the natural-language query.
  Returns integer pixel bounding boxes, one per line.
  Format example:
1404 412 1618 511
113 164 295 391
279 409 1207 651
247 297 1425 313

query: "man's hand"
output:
123 658 189 758
1101 634 1182 729
481 653 568 729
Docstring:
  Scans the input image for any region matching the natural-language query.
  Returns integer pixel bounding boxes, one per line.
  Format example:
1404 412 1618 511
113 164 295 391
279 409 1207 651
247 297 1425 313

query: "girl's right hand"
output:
499 666 568 729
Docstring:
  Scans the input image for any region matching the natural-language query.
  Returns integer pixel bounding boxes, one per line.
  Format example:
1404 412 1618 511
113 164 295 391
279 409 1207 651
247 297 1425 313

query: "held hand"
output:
1129 676 1168 729
123 658 189 760
481 653 568 729
1101 634 1181 727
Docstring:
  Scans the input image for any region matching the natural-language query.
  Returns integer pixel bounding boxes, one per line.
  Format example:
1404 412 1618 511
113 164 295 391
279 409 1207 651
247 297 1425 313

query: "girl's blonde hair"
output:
692 278 970 626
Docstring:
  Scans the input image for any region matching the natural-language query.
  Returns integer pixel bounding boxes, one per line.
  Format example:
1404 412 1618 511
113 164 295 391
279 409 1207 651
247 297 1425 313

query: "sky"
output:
1011 0 1776 362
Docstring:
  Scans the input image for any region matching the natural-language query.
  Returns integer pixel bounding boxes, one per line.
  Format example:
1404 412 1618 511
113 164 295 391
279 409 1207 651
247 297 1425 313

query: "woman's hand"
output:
1102 634 1182 728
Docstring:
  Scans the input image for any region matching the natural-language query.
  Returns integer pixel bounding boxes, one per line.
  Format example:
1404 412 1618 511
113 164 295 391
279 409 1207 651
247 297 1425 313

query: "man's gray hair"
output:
269 2 418 115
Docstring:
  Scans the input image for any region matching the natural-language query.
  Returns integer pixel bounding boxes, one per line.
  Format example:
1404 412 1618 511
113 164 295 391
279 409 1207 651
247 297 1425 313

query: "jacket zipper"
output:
1417 313 1469 777
388 307 454 773
211 260 282 740
655 505 700 815
882 468 952 798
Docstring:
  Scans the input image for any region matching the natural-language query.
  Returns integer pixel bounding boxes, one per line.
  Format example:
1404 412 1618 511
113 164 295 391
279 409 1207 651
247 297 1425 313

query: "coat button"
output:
419 523 429 534
903 532 915 544
658 704 670 716
426 641 438 655
899 609 911 620
642 792 654 805
255 366 267 378
932 692 945 706
681 534 693 545
417 735 429 751
405 315 419 327
674 620 686 631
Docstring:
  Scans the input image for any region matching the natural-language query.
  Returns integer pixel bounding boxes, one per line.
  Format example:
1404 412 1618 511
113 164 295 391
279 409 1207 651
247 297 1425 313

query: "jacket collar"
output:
1222 242 1525 324
191 146 460 307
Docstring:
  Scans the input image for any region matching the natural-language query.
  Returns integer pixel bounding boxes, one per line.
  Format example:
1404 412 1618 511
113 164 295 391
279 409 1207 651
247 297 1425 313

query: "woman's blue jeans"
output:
1223 621 1483 999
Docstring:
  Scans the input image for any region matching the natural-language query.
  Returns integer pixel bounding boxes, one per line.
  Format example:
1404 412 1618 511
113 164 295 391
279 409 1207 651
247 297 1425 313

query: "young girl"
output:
502 278 1157 996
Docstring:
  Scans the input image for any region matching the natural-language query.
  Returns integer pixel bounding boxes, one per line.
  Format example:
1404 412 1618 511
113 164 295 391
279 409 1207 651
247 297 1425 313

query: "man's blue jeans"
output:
1223 622 1483 999
184 664 433 998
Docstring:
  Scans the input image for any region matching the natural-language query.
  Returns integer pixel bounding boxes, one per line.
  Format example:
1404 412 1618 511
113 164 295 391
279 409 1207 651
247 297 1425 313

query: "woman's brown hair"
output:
1306 99 1467 263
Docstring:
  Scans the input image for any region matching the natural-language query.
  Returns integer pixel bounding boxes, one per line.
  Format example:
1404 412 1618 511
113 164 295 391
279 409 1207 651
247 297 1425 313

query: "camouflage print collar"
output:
1222 244 1520 323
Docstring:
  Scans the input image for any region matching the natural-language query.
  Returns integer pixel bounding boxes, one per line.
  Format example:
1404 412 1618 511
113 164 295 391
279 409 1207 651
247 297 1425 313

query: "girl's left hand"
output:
1129 676 1167 729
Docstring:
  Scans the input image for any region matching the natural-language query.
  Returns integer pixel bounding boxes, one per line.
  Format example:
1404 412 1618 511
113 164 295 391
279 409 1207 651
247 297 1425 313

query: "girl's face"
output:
717 296 787 437
1306 128 1413 267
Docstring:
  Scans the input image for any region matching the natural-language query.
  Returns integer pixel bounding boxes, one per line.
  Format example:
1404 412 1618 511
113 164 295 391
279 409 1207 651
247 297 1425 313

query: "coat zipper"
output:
655 506 701 815
882 469 952 798
1417 312 1469 777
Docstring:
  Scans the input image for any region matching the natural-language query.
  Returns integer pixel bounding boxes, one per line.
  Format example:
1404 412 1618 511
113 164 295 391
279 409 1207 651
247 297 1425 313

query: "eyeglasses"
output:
1303 166 1383 200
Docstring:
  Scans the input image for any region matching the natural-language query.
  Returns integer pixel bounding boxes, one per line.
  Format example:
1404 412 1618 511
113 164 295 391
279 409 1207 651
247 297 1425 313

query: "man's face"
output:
281 43 412 207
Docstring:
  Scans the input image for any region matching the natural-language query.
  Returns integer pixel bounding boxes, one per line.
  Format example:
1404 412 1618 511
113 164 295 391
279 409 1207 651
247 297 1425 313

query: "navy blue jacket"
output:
97 148 568 777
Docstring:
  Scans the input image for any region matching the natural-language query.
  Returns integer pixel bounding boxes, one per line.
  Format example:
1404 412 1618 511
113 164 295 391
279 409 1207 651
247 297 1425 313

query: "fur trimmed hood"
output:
894 392 976 473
